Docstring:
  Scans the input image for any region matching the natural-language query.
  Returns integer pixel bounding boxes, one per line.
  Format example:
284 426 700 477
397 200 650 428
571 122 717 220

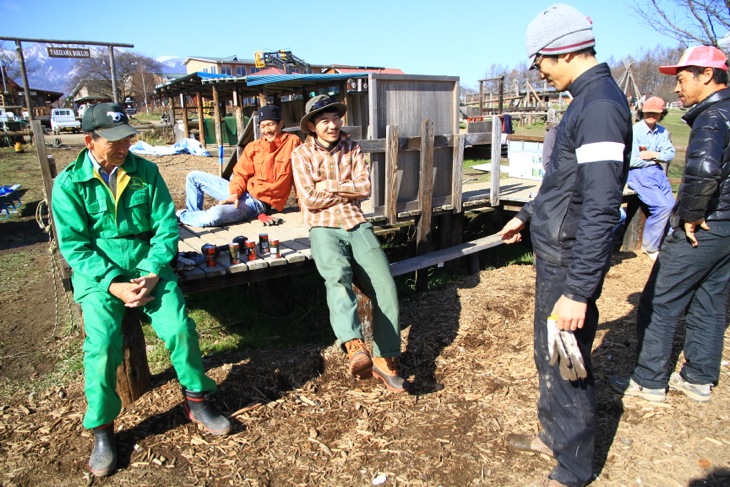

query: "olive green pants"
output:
309 223 401 357
79 278 216 429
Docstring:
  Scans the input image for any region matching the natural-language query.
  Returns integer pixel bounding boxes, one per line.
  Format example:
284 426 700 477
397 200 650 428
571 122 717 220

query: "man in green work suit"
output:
52 103 231 477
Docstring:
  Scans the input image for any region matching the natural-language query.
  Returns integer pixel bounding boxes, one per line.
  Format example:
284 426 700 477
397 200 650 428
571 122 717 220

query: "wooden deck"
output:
174 177 541 293
174 175 643 295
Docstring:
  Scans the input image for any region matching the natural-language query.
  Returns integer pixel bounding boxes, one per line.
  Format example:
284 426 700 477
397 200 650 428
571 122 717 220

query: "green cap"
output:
82 103 138 141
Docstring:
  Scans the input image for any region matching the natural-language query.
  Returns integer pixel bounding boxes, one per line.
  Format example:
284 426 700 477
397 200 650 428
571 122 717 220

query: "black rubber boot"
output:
183 390 232 436
89 422 117 477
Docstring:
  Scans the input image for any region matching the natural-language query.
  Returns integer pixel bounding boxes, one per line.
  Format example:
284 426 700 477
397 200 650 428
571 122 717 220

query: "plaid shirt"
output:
292 134 370 230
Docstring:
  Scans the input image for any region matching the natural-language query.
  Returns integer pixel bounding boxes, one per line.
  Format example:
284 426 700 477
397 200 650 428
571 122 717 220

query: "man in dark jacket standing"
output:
497 4 631 486
610 46 730 404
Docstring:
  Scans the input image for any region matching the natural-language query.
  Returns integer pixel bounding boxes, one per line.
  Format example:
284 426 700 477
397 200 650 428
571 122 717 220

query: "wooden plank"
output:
357 132 491 155
178 264 206 280
389 234 504 277
384 124 399 224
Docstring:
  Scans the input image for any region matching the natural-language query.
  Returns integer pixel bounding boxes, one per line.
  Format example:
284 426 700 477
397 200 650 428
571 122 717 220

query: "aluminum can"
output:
245 240 257 261
229 241 240 265
270 238 280 258
258 233 270 256
202 243 216 267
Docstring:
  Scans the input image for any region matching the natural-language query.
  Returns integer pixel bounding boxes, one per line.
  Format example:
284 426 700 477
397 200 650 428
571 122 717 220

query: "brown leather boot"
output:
372 356 408 393
344 339 373 379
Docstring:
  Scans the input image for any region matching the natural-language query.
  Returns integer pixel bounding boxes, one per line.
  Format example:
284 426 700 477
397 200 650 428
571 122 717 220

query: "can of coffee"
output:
270 238 280 258
245 240 257 261
229 241 240 265
201 243 216 267
258 233 270 256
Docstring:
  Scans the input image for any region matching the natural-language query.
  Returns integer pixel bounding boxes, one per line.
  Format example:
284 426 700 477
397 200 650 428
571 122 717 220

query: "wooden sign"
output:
47 47 91 58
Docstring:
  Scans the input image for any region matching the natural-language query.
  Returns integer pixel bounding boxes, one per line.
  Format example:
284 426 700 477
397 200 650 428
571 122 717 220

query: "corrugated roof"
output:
245 72 366 87
155 71 235 90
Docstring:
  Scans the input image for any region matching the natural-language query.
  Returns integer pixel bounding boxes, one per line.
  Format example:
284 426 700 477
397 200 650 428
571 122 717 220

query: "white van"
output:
77 104 90 118
50 108 81 134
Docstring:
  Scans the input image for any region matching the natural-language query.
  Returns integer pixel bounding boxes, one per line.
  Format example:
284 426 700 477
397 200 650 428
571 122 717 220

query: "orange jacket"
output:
228 132 301 211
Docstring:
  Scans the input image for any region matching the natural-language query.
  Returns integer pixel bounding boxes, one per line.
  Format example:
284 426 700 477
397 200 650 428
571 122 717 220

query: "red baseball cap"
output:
659 45 728 75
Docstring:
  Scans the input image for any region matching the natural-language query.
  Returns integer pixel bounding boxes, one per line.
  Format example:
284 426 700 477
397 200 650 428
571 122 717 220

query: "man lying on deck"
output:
176 104 301 227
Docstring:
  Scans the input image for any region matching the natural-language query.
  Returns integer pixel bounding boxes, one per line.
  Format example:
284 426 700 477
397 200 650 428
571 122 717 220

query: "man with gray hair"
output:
498 4 631 486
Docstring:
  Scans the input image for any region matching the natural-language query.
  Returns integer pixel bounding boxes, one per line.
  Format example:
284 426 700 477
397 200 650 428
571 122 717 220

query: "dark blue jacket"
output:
671 87 730 226
517 63 631 302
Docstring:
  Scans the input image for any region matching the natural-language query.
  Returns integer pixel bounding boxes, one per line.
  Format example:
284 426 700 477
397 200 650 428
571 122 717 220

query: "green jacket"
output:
52 148 178 299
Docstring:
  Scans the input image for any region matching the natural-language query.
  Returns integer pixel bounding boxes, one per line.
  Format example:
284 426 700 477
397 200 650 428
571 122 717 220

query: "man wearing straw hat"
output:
292 95 407 393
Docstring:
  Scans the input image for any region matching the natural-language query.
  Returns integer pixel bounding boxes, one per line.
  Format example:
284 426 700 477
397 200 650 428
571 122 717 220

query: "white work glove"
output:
547 316 588 381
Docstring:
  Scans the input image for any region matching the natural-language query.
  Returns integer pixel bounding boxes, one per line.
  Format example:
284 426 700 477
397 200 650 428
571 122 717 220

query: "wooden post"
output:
234 89 244 142
452 134 464 214
384 124 399 224
196 92 206 148
490 115 502 207
32 120 54 210
415 119 434 292
180 94 189 140
212 85 222 148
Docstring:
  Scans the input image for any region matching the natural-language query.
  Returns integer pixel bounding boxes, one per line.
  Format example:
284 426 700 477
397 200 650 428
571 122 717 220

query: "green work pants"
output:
80 277 216 429
309 223 400 357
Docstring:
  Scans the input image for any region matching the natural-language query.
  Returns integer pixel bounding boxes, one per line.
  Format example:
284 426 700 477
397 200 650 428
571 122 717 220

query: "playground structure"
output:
462 76 564 126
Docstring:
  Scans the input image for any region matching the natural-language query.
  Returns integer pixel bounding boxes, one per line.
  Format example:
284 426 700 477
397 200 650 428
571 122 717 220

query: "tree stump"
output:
78 307 151 407
115 308 151 407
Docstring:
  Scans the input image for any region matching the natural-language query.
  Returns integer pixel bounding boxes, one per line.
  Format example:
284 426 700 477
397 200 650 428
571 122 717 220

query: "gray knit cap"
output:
525 3 595 60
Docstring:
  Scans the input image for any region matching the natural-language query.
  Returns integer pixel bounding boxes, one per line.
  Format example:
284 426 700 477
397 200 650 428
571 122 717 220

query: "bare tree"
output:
0 42 40 83
631 0 730 47
67 49 162 105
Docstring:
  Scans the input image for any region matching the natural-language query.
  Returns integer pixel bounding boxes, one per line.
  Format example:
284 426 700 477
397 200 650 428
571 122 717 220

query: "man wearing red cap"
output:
610 45 730 404
628 95 676 260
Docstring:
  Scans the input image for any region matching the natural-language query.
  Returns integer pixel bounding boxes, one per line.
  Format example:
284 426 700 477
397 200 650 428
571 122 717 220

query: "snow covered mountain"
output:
0 42 184 95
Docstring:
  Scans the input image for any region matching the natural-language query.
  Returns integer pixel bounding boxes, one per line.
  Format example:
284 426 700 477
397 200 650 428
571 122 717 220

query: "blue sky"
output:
0 0 694 89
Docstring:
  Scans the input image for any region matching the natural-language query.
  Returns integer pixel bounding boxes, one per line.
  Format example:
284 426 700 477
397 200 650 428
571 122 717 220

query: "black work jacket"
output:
672 87 730 226
517 63 631 302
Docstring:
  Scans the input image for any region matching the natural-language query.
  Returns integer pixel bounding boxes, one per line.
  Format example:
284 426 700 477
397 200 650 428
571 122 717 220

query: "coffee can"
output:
245 240 257 261
258 233 270 256
270 238 280 258
201 243 216 267
229 241 240 265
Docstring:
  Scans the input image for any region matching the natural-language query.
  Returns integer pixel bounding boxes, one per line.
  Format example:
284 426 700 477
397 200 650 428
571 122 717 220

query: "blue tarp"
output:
130 138 211 157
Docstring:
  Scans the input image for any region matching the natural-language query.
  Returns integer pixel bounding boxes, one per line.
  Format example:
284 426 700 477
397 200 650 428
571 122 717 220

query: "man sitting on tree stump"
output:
52 103 231 478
